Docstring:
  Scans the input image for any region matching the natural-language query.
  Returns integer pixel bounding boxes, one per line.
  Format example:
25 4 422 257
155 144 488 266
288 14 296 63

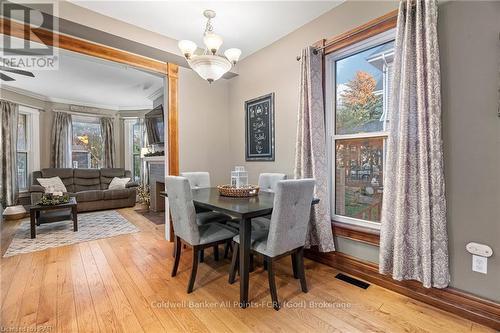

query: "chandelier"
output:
178 9 241 83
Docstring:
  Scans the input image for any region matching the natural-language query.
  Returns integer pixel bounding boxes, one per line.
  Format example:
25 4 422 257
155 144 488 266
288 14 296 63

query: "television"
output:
145 105 164 145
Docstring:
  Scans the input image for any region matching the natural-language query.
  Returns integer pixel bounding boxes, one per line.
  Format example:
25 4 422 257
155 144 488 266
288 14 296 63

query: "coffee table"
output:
29 197 78 239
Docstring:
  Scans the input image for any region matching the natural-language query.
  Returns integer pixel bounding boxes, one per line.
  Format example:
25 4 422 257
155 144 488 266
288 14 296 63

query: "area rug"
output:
3 210 139 257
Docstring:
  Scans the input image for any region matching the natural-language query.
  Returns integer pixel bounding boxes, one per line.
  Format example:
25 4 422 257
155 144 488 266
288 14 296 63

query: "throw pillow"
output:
108 177 131 190
37 176 67 193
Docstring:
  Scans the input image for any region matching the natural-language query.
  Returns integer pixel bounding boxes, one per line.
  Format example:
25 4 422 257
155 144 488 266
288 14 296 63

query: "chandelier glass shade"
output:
178 10 241 83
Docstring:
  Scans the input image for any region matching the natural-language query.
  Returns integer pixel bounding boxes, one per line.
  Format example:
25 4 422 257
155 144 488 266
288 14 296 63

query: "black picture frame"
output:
245 93 275 161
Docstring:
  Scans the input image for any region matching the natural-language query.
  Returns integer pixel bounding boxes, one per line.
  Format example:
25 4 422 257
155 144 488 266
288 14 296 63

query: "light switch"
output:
472 255 487 274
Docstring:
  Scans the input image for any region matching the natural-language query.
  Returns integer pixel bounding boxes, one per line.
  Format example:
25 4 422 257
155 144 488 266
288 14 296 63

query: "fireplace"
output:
143 156 165 212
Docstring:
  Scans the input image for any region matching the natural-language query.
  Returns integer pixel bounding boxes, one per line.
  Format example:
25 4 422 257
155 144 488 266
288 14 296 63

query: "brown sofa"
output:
30 168 139 212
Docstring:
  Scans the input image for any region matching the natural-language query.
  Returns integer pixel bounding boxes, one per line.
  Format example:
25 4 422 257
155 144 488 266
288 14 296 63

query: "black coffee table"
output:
29 197 78 238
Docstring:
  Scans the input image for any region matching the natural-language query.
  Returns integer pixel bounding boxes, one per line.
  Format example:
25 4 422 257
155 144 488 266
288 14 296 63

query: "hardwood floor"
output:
1 207 496 333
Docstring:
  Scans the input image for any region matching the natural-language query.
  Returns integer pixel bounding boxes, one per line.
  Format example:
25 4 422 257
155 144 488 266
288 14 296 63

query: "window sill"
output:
332 220 380 246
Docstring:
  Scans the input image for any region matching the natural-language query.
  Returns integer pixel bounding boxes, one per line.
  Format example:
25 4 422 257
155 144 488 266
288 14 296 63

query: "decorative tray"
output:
38 194 70 206
217 185 260 197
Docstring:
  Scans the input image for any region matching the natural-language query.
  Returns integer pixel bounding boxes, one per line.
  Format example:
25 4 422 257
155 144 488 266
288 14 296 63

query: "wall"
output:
438 1 500 302
227 0 500 302
178 67 232 185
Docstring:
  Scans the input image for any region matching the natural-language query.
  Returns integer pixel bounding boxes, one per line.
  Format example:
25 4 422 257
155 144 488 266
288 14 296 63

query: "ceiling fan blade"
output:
0 66 35 77
0 73 15 81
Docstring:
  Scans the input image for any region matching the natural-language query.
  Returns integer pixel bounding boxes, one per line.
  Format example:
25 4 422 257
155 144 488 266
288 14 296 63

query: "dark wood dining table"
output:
190 187 319 308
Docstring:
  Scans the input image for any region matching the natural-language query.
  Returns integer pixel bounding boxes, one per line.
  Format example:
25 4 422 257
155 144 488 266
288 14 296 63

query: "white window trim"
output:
325 29 396 231
18 105 40 192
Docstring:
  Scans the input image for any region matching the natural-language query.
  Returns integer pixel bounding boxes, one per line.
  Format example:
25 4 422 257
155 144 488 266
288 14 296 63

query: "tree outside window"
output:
72 116 103 169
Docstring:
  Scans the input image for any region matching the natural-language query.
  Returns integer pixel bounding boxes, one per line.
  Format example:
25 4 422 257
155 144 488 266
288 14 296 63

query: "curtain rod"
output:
296 10 399 61
54 109 115 118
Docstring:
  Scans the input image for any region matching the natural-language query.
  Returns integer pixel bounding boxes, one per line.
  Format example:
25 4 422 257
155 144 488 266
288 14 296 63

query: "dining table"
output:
189 187 320 308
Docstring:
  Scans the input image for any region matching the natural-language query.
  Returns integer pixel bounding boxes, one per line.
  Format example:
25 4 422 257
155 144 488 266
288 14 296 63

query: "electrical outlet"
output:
472 255 487 274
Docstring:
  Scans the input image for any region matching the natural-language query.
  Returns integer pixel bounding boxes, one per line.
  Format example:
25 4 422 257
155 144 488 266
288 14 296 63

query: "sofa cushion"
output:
74 190 103 203
103 188 132 200
100 168 127 190
37 176 67 193
40 168 74 192
108 177 131 190
74 169 101 192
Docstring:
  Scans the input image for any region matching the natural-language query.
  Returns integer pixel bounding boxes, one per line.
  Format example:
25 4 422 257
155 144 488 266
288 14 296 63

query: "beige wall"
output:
438 1 500 302
227 0 500 302
178 67 232 185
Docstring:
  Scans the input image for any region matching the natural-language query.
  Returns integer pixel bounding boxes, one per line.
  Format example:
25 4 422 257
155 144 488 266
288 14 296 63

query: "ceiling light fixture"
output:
178 9 241 83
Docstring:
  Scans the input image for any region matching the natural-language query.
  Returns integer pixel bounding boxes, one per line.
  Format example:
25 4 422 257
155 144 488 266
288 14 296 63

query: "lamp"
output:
178 9 241 83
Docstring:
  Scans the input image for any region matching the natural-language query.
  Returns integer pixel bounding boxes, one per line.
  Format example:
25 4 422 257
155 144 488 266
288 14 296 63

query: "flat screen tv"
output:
145 105 164 145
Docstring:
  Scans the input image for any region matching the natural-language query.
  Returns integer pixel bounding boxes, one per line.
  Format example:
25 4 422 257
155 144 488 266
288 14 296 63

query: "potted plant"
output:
137 184 151 211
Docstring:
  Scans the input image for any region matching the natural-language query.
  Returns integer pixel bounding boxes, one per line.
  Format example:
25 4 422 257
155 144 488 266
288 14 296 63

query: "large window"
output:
124 118 143 182
327 30 395 229
17 114 28 190
16 106 40 191
72 115 102 169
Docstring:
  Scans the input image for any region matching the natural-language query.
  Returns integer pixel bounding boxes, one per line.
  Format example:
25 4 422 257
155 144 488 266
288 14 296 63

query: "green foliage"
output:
337 70 383 134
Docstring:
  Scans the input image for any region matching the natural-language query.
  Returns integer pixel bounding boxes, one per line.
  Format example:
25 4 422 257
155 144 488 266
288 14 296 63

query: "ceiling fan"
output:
0 66 35 81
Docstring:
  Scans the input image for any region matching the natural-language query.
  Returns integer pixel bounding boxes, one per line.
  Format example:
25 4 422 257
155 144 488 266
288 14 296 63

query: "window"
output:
17 114 28 190
124 118 143 182
72 115 102 169
16 106 40 192
327 30 395 229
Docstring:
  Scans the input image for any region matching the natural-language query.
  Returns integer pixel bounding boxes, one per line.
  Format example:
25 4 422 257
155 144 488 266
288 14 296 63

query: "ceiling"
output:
1 44 164 110
71 1 343 59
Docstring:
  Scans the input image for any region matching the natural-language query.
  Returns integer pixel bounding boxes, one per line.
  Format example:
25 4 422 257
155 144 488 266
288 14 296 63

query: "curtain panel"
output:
294 47 335 252
379 0 450 288
0 100 19 207
100 117 116 168
50 112 73 168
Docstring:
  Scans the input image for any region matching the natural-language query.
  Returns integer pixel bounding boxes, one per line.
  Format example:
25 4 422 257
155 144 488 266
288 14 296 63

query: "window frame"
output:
325 28 396 231
17 106 40 192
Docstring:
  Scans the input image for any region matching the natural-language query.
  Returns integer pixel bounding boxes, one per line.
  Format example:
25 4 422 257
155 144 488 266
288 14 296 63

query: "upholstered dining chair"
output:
166 176 238 293
258 173 287 193
180 172 211 189
178 171 234 261
228 179 315 310
253 173 287 230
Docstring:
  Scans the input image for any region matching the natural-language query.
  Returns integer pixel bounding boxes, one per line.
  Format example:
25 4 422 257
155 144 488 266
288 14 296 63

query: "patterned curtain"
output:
379 0 450 288
0 100 19 206
50 112 73 168
100 117 116 168
294 47 335 252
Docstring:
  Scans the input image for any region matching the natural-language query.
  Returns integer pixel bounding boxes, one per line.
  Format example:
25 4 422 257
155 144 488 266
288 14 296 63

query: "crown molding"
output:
0 85 152 111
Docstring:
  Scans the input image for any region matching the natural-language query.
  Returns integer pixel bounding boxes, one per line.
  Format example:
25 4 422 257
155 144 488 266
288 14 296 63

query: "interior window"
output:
72 115 102 169
17 113 28 190
328 32 395 228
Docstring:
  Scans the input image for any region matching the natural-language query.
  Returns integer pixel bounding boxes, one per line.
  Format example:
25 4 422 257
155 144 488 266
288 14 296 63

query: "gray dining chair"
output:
258 173 287 193
167 176 238 293
253 173 287 230
179 171 232 261
228 178 315 310
180 172 211 189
